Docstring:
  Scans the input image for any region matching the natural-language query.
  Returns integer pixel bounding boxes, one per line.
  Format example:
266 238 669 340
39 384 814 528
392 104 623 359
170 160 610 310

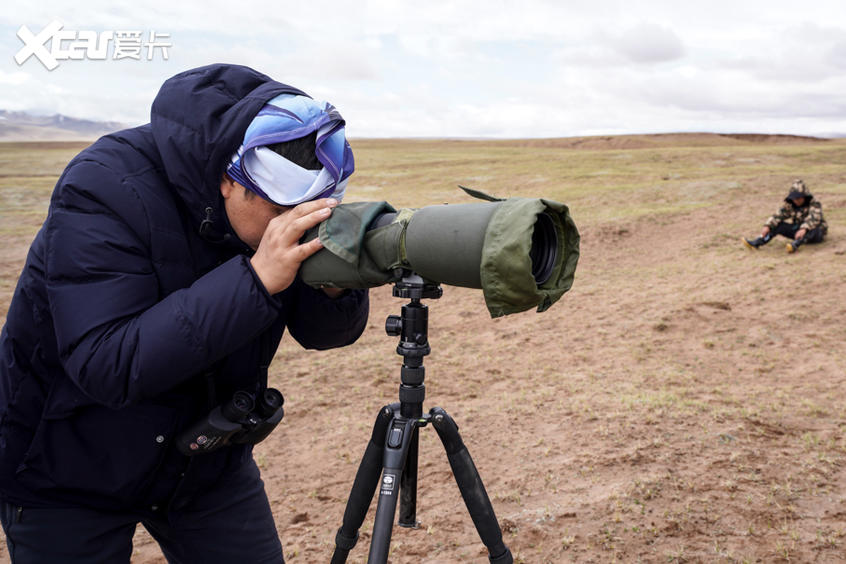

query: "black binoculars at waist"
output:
176 388 284 456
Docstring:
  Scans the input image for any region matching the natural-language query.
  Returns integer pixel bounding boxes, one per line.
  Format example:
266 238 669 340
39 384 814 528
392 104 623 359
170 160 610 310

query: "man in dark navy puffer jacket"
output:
0 64 368 563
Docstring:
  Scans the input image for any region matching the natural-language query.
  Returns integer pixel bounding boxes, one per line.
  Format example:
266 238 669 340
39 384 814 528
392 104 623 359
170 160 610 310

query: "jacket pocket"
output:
15 400 178 506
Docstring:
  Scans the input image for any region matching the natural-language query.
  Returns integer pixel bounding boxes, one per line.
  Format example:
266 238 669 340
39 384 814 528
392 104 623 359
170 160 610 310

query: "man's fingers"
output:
287 206 333 238
265 202 335 246
296 236 325 261
250 199 339 294
288 198 338 220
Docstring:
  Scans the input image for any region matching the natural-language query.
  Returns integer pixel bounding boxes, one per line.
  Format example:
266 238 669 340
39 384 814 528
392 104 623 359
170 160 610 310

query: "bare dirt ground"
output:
1 135 845 563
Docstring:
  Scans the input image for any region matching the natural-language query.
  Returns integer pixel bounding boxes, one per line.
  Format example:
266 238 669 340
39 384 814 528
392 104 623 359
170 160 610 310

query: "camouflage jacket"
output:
766 200 828 232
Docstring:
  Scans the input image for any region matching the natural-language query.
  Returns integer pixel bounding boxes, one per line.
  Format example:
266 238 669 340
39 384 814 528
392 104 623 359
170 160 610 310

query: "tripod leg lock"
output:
334 527 359 551
430 407 464 454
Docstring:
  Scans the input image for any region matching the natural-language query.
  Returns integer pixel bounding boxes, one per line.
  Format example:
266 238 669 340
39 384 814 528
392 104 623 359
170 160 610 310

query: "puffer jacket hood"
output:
150 64 307 241
785 178 813 204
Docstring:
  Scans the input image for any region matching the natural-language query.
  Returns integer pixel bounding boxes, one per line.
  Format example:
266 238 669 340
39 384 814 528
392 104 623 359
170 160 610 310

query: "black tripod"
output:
331 275 513 564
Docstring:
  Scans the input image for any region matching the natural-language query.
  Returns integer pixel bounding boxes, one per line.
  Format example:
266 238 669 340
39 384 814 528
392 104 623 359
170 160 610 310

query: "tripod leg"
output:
331 404 395 564
398 427 420 527
431 407 513 564
368 416 419 563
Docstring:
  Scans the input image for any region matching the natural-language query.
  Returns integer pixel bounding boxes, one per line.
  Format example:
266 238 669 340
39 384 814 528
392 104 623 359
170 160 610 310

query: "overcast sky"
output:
3 0 846 138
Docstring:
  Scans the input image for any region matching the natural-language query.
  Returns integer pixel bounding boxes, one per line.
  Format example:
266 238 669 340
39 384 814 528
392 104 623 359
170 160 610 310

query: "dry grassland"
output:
1 134 845 563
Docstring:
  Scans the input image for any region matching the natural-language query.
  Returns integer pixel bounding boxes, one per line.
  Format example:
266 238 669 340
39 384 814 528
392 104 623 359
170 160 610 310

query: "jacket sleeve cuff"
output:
284 281 369 350
243 255 283 312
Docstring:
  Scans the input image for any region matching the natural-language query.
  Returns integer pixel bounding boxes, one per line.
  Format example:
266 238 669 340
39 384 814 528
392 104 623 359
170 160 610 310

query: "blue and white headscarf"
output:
226 94 354 206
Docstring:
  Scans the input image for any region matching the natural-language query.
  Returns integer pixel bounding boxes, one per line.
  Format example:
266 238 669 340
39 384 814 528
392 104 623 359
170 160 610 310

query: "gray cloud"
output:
612 23 685 64
826 41 846 68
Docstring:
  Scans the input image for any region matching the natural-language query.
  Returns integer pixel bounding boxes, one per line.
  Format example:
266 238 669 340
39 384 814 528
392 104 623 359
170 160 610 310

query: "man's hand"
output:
795 228 807 241
761 226 771 237
250 198 337 294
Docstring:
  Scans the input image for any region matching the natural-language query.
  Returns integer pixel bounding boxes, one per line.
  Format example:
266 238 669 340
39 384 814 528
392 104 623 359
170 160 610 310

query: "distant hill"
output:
476 132 836 151
0 110 130 141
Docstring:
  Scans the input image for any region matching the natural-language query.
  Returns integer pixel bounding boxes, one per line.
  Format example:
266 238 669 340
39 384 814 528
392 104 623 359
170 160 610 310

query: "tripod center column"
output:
396 299 429 419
